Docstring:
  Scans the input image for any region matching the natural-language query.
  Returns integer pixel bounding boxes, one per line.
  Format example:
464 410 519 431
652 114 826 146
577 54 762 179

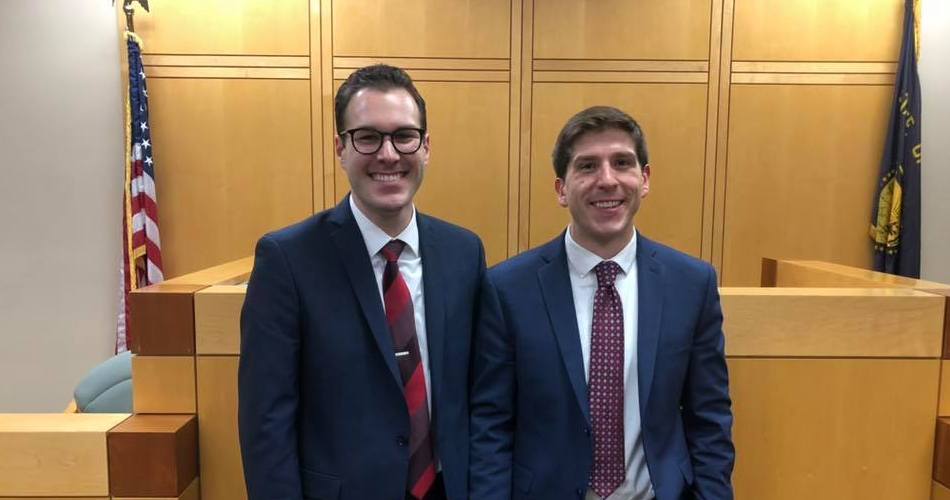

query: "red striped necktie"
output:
381 240 436 499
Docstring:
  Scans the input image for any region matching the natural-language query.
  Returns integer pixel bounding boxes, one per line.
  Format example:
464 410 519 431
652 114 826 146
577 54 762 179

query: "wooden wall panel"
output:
529 83 708 256
147 79 313 278
721 84 892 285
533 0 711 60
333 81 511 265
332 0 510 58
132 355 197 414
195 286 245 355
729 358 938 500
732 0 903 62
721 288 945 358
128 0 309 55
196 356 245 500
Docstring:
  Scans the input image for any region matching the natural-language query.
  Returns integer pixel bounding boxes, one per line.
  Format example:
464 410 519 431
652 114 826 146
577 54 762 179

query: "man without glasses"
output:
471 106 734 500
239 64 485 500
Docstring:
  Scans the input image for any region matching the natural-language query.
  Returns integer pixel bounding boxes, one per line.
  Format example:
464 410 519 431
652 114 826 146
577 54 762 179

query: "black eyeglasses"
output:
340 127 426 155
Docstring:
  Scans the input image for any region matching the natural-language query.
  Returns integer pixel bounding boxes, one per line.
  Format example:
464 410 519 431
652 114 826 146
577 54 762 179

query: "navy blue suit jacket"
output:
239 197 485 500
470 233 734 500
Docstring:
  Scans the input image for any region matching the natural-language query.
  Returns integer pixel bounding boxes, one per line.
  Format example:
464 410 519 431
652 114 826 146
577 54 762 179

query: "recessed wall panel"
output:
534 0 711 60
732 0 903 62
332 0 510 58
529 83 708 257
722 84 892 285
129 0 309 55
148 78 313 278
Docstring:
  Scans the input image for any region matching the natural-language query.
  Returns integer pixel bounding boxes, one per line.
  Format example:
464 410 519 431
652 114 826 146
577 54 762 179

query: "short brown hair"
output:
334 64 427 133
551 106 649 179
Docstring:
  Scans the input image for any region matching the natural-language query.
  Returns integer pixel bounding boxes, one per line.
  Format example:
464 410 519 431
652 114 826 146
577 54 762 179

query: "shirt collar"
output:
564 226 637 279
349 195 420 258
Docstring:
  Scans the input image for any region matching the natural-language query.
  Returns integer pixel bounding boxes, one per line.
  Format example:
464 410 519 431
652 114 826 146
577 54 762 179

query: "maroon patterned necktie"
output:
381 240 436 499
589 260 625 497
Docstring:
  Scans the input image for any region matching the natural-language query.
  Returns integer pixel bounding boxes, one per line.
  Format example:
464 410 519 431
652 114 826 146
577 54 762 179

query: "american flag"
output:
117 33 164 353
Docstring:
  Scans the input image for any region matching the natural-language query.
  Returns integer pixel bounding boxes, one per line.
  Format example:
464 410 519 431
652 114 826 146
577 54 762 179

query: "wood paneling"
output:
937 419 950 491
729 358 938 500
196 356 245 500
533 0 711 60
162 257 253 287
147 79 313 278
333 81 511 265
332 0 510 58
936 480 950 500
114 477 199 500
108 415 198 498
130 284 203 356
0 414 129 497
771 260 950 289
941 360 950 417
126 0 309 55
732 0 903 62
195 286 246 355
132 355 197 414
721 84 893 285
529 83 708 256
722 288 945 358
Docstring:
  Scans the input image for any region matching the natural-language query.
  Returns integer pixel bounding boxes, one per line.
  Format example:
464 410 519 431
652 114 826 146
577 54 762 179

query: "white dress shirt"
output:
350 196 431 414
565 228 655 500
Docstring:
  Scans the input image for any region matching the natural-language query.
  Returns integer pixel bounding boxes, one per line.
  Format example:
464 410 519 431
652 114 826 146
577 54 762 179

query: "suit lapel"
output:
329 198 402 389
418 216 447 409
537 237 590 424
636 235 663 414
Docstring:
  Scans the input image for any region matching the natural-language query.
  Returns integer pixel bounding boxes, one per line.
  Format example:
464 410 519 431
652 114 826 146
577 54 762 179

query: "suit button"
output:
396 436 408 447
576 488 584 497
584 426 591 436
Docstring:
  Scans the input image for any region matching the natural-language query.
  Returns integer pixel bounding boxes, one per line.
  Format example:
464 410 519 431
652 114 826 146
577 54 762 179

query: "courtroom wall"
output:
130 0 918 286
0 1 122 411
920 0 950 284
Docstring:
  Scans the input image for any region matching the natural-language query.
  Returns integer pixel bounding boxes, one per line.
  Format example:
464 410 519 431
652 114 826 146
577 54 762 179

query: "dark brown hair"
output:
551 106 649 178
334 64 427 132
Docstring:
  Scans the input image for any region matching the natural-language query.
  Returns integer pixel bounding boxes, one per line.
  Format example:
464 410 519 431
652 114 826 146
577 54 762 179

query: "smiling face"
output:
335 87 429 234
555 127 650 258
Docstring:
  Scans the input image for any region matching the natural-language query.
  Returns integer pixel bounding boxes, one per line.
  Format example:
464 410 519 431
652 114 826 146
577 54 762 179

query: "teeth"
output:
372 173 402 181
593 200 621 208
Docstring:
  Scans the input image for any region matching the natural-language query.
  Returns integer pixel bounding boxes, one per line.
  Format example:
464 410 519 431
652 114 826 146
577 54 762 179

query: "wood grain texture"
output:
721 288 945 357
147 79 312 278
935 479 950 500
721 84 893 285
332 0 510 58
529 83 708 257
108 415 198 498
332 81 511 265
113 477 199 500
195 286 246 355
162 257 253 287
730 358 938 500
196 356 246 500
936 418 950 489
334 57 509 71
732 61 897 74
760 258 777 286
533 0 711 60
130 284 204 356
147 66 310 79
124 0 309 55
132 355 197 414
941 360 950 417
731 73 895 85
732 0 903 62
0 414 129 497
772 260 950 291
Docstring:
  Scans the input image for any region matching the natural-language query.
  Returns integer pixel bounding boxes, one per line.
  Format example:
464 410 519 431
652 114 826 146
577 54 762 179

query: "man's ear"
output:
334 134 344 160
640 163 651 198
555 177 568 208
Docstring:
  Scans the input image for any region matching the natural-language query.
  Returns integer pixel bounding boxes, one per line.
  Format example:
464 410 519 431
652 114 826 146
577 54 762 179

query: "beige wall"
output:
921 0 950 284
0 1 123 411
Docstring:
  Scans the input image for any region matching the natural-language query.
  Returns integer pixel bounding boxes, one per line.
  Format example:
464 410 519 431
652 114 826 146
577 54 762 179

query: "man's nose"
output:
376 136 400 163
595 163 619 186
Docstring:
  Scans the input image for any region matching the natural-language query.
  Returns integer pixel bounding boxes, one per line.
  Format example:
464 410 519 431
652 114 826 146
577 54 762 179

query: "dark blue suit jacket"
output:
470 233 733 500
239 198 485 500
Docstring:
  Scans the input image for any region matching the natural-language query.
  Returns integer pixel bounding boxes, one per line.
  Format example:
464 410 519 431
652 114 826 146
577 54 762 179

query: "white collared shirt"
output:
564 228 655 500
349 196 431 414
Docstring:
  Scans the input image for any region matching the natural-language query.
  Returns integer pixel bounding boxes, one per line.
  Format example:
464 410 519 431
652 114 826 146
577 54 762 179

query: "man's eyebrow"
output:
572 151 638 162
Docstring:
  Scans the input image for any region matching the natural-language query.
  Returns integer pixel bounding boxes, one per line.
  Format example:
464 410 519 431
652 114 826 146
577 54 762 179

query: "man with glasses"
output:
239 64 486 500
